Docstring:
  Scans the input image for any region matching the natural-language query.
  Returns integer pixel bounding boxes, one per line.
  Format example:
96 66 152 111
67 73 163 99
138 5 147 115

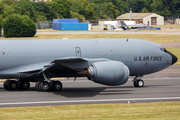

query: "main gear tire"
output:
7 80 17 90
52 81 62 91
40 81 50 92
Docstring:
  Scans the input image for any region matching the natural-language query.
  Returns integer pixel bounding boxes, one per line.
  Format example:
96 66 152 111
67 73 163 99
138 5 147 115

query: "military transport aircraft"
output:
0 39 177 91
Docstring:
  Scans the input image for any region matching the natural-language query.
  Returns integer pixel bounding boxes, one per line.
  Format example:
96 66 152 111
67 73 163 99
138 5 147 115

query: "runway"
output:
0 65 180 108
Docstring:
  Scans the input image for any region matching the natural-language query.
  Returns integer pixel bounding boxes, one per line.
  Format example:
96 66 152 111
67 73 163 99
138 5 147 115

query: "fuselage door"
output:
75 47 81 57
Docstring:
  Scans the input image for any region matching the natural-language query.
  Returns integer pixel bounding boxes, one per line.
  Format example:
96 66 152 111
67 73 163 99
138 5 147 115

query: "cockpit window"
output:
160 48 167 52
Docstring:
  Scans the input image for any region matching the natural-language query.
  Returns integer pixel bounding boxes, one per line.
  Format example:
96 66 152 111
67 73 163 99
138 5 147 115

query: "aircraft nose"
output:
166 51 178 65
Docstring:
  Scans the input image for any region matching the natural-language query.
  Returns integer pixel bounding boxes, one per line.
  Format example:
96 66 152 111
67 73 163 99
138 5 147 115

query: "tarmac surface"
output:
36 31 180 35
0 65 180 108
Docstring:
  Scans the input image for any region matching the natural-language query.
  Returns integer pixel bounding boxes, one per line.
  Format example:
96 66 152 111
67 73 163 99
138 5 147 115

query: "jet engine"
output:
78 61 130 85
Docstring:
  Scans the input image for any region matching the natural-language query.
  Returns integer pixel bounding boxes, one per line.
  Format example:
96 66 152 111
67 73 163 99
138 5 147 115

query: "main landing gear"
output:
35 72 62 92
3 79 63 91
133 76 144 87
35 80 62 92
3 72 63 91
3 79 30 90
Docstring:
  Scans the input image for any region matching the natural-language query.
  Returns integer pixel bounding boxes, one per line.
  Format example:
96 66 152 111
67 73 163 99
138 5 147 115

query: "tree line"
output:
0 0 180 25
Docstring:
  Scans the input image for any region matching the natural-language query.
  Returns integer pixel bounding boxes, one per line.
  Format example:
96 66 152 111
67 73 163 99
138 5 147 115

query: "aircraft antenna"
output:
126 38 129 42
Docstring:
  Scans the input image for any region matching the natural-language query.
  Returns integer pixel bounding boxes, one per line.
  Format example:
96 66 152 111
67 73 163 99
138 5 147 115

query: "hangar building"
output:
116 13 164 25
175 18 180 24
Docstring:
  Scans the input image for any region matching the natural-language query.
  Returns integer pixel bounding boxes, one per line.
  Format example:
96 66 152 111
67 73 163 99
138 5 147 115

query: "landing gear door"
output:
75 47 81 57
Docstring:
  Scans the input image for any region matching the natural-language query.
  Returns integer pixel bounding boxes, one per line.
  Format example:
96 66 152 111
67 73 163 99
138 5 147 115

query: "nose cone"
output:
167 51 178 65
171 54 178 65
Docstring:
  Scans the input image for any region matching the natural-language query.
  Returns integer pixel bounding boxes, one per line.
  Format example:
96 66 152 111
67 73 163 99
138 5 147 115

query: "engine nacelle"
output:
79 61 130 85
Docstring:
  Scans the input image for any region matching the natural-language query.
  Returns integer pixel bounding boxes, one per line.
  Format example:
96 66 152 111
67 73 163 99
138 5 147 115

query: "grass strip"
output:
1 34 180 43
0 102 180 120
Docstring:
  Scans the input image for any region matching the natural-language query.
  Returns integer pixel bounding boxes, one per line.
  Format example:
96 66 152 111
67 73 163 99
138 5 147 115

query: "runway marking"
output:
0 97 180 106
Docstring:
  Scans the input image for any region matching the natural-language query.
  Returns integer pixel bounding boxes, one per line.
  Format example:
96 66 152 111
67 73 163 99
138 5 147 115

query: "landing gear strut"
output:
3 79 30 90
133 76 144 87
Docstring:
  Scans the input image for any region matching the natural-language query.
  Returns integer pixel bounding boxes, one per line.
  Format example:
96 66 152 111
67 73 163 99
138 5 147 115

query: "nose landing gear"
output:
133 76 144 87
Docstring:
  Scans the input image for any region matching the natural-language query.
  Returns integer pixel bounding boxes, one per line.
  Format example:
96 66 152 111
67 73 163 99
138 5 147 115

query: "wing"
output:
35 57 89 77
36 57 110 77
0 57 110 79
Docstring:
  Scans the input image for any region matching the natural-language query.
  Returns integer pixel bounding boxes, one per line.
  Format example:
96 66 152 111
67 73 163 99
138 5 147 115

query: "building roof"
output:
116 13 158 19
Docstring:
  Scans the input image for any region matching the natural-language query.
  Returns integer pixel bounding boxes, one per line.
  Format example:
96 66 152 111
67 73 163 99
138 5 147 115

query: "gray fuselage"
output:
0 39 175 79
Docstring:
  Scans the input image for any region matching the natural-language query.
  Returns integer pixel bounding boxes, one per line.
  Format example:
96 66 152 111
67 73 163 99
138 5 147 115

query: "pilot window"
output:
160 48 167 52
